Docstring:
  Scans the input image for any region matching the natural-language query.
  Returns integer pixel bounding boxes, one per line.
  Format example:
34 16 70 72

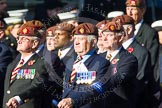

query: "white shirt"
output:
134 19 144 36
59 45 73 59
107 47 121 61
122 37 135 49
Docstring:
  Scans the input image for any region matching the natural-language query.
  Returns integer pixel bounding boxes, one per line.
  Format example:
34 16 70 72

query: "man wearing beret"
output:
101 21 138 108
24 20 46 57
96 20 110 54
3 26 49 108
57 23 110 108
112 15 152 108
125 1 159 106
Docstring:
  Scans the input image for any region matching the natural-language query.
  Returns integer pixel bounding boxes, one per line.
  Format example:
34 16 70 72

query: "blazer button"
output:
7 90 10 94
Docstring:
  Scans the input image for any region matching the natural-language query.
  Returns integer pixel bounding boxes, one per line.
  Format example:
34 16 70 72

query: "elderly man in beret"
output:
125 1 159 105
101 21 138 108
3 25 49 108
96 20 110 54
112 15 152 108
57 23 110 108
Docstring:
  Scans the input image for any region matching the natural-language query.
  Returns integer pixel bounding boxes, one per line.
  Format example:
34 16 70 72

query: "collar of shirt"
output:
134 19 144 36
122 37 135 49
107 47 121 61
21 53 35 65
78 49 95 63
36 44 44 53
59 45 73 59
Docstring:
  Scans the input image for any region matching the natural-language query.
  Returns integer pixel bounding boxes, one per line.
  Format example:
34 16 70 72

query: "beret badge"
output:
47 30 53 36
22 28 29 34
79 28 85 34
109 25 115 31
130 0 136 6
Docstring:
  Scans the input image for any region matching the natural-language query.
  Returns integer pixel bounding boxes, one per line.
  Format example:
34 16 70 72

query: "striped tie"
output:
10 59 24 83
70 56 83 83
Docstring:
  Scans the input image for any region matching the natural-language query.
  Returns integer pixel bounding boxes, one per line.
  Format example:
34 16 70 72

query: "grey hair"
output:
32 36 41 41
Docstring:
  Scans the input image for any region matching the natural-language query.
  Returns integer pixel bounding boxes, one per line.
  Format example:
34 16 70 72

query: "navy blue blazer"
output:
102 47 138 108
62 51 110 108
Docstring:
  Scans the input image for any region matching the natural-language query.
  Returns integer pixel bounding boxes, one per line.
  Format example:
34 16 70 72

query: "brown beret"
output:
17 26 41 38
55 22 75 32
126 0 146 8
46 26 57 37
96 20 110 29
102 21 124 32
0 21 5 29
25 20 45 30
112 15 135 25
72 23 98 36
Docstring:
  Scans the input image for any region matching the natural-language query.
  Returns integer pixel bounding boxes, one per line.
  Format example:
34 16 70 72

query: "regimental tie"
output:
70 56 83 83
106 54 112 61
10 59 24 83
58 49 62 58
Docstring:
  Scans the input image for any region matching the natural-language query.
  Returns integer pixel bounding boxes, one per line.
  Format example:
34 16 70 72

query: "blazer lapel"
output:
9 54 39 86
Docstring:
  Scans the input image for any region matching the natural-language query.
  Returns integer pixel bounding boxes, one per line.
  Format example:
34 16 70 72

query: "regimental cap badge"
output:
22 28 29 34
79 28 85 34
109 25 115 31
47 30 53 36
130 0 136 6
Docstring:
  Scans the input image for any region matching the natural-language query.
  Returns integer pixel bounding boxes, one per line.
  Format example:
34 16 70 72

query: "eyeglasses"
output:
16 36 32 42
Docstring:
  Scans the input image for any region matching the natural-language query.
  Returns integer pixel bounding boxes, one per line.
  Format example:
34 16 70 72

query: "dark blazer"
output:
3 53 49 108
103 47 138 108
62 51 110 108
135 22 159 80
125 40 152 108
0 43 13 108
135 22 159 107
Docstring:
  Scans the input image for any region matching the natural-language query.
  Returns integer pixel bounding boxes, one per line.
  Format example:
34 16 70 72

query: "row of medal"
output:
76 71 96 84
16 69 36 80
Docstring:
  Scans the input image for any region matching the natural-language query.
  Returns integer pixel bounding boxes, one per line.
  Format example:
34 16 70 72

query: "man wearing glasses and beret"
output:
3 25 49 108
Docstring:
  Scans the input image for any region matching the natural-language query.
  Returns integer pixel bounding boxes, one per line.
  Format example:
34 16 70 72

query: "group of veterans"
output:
0 0 162 108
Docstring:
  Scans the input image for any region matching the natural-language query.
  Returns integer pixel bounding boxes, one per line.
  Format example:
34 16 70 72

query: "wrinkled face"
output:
53 30 71 49
102 31 119 50
16 36 37 53
46 37 55 51
126 6 145 24
0 0 7 14
74 35 93 56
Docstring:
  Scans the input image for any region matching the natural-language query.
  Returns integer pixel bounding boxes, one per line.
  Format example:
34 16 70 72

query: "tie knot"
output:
74 56 83 64
20 59 24 65
58 50 62 58
106 54 112 60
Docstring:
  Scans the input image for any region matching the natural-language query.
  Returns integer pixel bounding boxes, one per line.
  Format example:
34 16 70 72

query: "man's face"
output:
53 30 71 49
102 31 119 50
46 37 55 51
17 36 35 53
74 35 93 56
126 6 145 24
0 0 7 14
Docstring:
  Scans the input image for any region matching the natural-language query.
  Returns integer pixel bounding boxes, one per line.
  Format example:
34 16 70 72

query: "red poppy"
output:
28 60 35 66
111 59 119 64
127 47 134 53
